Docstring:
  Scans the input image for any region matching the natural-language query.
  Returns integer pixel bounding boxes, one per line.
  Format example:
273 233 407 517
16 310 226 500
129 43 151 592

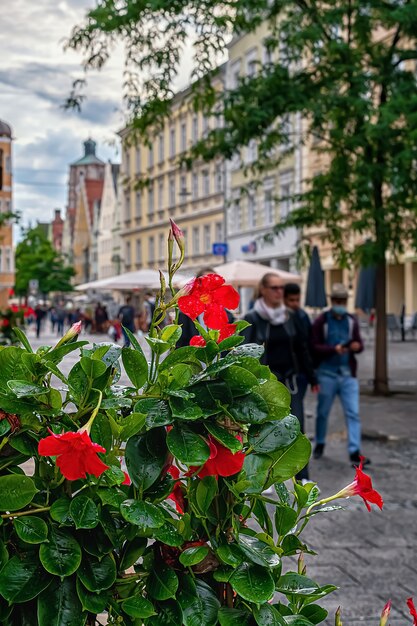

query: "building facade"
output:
72 177 104 284
225 24 300 275
119 74 226 275
0 120 14 308
97 162 122 279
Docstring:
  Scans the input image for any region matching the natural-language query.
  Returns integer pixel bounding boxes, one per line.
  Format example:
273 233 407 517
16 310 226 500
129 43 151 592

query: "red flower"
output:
167 465 185 514
190 435 245 479
122 471 131 486
189 323 237 348
336 457 383 511
38 429 109 481
407 598 417 626
178 274 239 330
380 600 391 626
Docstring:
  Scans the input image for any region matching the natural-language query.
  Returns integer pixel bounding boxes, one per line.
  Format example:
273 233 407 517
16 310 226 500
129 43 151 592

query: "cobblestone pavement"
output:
25 326 417 624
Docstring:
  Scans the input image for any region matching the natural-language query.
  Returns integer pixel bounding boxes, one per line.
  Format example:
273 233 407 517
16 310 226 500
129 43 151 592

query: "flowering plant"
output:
0 221 384 626
0 304 32 345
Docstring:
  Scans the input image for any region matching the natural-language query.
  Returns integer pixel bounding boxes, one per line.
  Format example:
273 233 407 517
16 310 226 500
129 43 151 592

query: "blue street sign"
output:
212 242 228 256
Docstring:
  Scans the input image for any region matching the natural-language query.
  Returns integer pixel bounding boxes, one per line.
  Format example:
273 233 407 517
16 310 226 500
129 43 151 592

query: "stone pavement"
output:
24 326 417 624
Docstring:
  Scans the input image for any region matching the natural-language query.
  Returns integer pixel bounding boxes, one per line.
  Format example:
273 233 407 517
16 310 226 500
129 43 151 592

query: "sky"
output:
1 0 126 236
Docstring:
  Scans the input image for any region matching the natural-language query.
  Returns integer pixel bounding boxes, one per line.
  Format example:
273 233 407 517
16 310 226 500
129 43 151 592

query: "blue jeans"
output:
316 373 361 454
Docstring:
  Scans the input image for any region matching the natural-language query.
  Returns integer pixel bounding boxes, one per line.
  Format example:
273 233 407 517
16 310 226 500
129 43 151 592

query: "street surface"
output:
22 325 417 624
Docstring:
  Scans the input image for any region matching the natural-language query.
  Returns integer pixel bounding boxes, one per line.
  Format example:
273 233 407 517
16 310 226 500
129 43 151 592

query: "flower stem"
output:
1 506 50 519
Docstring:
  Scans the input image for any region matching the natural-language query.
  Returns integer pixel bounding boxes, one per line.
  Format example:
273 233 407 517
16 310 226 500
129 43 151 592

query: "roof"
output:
71 138 105 166
85 178 104 223
0 119 12 138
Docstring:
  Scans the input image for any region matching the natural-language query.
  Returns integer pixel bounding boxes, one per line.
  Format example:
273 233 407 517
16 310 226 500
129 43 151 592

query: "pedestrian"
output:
118 297 136 347
284 282 313 421
55 304 66 336
311 283 368 465
50 307 57 333
143 292 156 332
95 303 108 333
243 273 318 481
34 304 45 338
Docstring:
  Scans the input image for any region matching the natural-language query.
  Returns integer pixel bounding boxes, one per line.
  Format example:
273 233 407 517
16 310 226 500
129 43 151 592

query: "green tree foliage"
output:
68 0 417 392
15 226 75 296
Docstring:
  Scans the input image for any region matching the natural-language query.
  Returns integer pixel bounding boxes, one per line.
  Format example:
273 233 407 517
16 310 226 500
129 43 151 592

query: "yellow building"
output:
225 24 301 277
119 73 226 275
0 120 14 308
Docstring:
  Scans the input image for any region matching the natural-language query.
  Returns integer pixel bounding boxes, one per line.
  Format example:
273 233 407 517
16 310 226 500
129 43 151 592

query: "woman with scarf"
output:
243 273 318 480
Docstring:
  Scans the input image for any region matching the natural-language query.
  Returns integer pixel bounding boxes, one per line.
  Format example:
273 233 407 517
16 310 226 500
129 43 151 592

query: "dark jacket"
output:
311 310 364 378
242 309 317 386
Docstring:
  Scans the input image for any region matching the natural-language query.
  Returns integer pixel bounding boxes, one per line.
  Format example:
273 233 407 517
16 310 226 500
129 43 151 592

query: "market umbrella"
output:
75 269 192 292
212 260 301 287
355 266 376 312
305 246 327 308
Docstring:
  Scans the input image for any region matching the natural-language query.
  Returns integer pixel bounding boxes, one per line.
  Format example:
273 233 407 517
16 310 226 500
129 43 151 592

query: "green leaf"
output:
216 543 244 568
14 516 48 544
7 380 46 397
122 347 148 388
125 428 168 491
98 487 126 509
0 554 51 602
0 347 26 388
204 421 243 453
80 356 107 378
275 573 320 596
120 537 147 570
221 365 259 395
169 396 203 420
281 617 314 625
122 327 146 357
228 392 269 424
122 595 156 618
159 346 200 371
267 435 311 486
253 604 286 625
177 575 220 626
147 599 183 625
50 498 73 525
236 453 271 494
161 324 182 344
179 546 209 566
37 577 85 626
76 578 110 614
135 398 172 429
90 412 112 451
237 535 281 568
120 500 165 530
12 327 33 352
77 554 117 592
147 564 179 600
196 475 217 514
248 415 300 453
69 496 99 529
167 425 210 465
0 474 38 511
119 411 146 440
254 380 291 420
300 604 328 624
154 522 184 547
39 528 82 577
218 607 253 625
44 341 88 365
230 563 275 603
0 420 10 437
275 505 298 536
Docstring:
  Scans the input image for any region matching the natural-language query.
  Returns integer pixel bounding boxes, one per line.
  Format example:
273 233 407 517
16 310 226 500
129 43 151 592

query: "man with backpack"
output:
311 283 369 466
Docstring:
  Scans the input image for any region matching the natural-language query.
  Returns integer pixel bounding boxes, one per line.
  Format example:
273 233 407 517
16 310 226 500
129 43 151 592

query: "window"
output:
215 222 223 242
264 188 274 225
148 144 154 168
202 116 209 137
148 184 154 215
192 172 199 199
279 172 293 218
204 224 211 253
135 147 141 173
180 122 187 152
169 176 176 207
192 117 199 144
192 226 200 255
158 179 164 212
246 48 257 77
158 134 164 163
233 200 242 232
279 37 290 68
125 241 131 266
248 195 256 228
214 164 223 193
135 191 142 218
149 236 155 262
230 59 241 89
124 148 131 174
202 169 210 196
280 115 293 150
180 174 187 202
263 44 273 67
135 239 142 266
159 233 165 260
247 139 257 164
124 191 131 222
169 127 176 158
